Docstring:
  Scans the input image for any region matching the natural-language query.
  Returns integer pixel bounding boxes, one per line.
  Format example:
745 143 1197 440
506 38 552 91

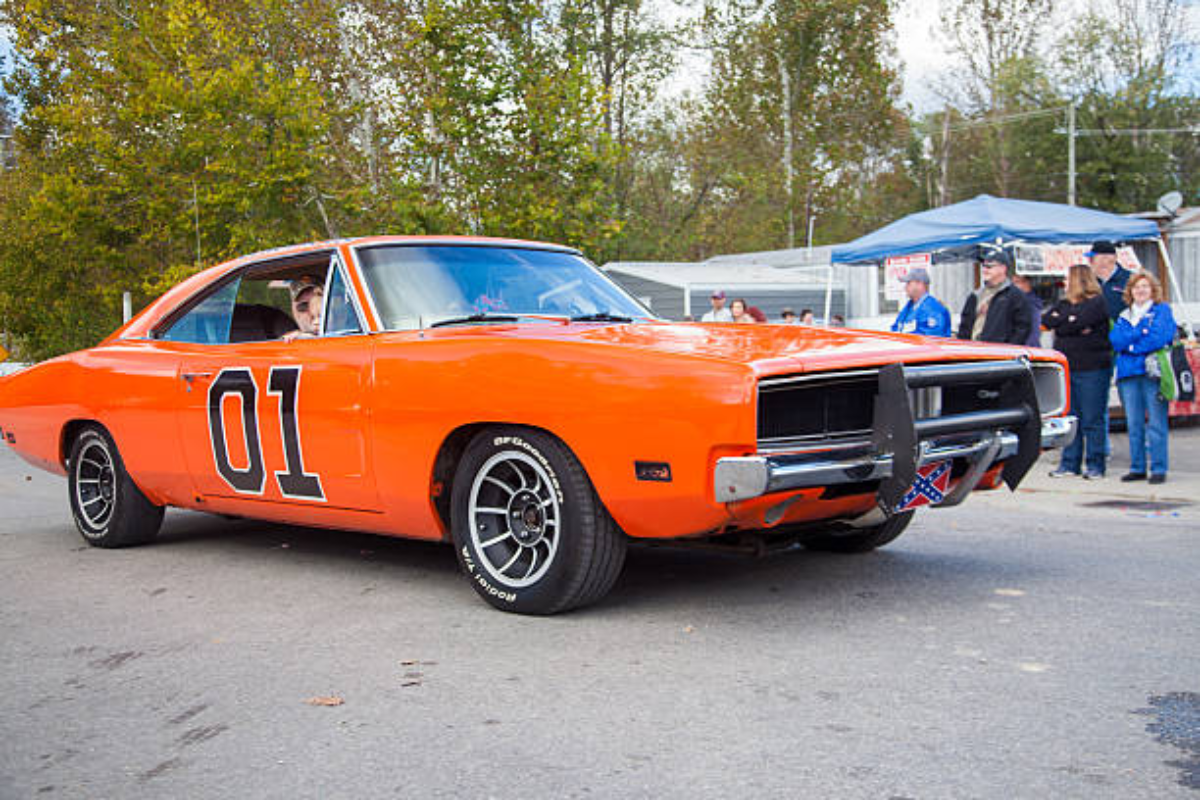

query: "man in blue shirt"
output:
891 267 952 337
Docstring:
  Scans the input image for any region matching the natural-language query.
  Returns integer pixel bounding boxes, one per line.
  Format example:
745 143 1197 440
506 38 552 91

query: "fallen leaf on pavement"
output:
304 696 344 707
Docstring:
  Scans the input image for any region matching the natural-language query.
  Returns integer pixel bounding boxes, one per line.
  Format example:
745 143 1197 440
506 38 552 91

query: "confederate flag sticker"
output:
895 460 951 512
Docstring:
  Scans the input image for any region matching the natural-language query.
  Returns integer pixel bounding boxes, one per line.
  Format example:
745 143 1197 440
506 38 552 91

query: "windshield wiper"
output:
570 312 634 323
428 314 520 328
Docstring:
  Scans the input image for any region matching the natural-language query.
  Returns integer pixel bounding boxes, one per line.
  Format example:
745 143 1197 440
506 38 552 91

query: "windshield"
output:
356 245 653 330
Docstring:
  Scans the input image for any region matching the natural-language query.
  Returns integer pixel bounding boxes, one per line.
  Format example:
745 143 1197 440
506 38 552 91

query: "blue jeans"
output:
1102 361 1114 456
1060 368 1110 474
1117 376 1169 475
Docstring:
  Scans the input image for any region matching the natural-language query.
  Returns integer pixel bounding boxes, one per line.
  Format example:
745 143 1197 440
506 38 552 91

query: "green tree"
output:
0 0 341 358
1054 0 1198 211
937 0 1056 197
673 0 906 256
0 0 627 358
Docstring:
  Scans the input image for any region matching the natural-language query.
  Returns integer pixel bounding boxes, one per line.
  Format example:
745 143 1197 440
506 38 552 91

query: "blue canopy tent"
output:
831 194 1159 264
827 194 1183 324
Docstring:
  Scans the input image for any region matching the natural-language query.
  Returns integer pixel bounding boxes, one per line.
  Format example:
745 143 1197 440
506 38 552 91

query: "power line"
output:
1056 127 1199 136
943 106 1069 133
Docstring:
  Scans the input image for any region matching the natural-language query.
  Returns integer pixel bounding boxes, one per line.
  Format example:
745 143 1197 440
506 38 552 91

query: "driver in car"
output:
283 275 324 341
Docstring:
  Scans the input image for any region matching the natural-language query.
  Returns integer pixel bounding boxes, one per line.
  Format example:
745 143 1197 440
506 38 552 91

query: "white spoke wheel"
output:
68 425 164 548
468 452 560 588
450 427 626 614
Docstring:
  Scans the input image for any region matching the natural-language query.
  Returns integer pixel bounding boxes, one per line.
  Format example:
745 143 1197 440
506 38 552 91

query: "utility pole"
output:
1067 103 1076 206
781 53 795 249
192 179 201 267
939 107 951 206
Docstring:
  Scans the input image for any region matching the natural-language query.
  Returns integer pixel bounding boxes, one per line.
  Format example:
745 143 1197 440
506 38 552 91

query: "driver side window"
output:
159 258 340 344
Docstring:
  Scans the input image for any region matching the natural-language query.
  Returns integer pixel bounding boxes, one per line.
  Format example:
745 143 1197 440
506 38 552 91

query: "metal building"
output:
603 256 846 323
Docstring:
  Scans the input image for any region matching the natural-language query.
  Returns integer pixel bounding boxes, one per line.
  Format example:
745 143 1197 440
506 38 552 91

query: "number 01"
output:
207 366 325 500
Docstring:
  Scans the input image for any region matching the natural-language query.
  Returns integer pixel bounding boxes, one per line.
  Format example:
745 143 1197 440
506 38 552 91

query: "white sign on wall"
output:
1014 243 1142 276
883 253 932 302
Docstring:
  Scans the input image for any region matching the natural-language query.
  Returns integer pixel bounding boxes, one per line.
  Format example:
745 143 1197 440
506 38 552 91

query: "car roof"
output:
241 235 582 263
109 235 585 342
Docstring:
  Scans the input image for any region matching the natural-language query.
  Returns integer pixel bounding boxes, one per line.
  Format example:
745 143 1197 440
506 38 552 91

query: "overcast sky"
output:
894 0 953 111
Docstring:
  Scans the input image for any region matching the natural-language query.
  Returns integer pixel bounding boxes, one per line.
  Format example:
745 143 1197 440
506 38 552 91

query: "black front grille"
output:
758 375 877 442
942 380 1007 416
757 366 1018 445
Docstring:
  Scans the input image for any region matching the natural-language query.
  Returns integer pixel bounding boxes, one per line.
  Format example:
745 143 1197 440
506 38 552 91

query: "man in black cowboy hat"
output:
956 247 1032 345
1086 240 1133 320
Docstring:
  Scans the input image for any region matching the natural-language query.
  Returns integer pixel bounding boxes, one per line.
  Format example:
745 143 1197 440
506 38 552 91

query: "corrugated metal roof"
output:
603 257 832 290
707 244 837 269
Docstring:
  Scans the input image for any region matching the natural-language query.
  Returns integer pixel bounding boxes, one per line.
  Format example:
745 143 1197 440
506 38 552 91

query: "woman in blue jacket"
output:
1109 272 1176 484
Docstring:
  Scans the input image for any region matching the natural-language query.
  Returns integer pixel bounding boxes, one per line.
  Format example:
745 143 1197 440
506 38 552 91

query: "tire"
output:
801 510 915 554
449 426 626 615
68 425 164 548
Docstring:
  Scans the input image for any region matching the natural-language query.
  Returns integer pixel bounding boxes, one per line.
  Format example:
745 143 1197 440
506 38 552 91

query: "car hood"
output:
439 321 1048 376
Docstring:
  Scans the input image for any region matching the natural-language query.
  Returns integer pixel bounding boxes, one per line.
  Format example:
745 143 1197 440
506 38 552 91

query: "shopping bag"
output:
1157 343 1195 402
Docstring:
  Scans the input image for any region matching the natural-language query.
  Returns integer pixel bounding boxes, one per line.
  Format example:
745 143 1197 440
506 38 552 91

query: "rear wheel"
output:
450 427 626 614
68 425 164 548
801 510 915 554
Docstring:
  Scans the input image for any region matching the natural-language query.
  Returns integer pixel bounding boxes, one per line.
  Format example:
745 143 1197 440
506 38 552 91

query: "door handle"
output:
181 372 214 391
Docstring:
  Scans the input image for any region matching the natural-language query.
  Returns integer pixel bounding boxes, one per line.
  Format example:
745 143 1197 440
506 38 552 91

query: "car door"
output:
172 254 381 513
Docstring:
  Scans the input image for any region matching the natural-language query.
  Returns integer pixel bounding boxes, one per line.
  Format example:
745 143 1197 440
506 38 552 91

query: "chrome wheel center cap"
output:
509 490 545 545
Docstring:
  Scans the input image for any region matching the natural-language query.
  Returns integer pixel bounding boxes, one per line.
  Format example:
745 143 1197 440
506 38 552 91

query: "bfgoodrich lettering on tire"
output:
450 426 626 614
68 425 164 548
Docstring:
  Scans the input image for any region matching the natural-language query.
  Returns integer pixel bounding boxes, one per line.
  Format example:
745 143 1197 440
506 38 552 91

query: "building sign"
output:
884 253 931 302
1014 243 1142 276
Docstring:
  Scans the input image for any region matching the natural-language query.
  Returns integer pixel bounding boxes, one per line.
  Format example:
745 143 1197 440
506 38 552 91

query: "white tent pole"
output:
823 264 834 324
1156 237 1185 303
684 282 692 320
1156 237 1184 306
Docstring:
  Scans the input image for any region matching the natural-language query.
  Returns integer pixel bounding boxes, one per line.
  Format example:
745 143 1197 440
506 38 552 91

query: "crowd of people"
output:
699 291 845 326
882 240 1179 483
700 239 1182 484
896 240 1181 484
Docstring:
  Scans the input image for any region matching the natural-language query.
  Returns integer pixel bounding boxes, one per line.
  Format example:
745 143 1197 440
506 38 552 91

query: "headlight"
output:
1031 361 1067 418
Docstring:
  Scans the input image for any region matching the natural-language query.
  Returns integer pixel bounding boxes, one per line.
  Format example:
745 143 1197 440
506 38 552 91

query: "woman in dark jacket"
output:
1110 272 1176 484
1042 264 1112 478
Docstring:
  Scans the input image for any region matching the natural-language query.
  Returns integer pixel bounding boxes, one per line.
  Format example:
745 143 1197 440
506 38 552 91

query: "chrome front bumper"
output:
714 415 1077 504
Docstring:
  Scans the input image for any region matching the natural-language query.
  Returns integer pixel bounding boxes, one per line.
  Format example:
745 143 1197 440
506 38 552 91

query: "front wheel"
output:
801 510 915 554
68 425 164 548
450 427 626 614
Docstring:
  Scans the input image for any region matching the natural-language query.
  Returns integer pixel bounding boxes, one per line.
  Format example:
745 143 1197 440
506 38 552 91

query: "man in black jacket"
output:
957 248 1033 345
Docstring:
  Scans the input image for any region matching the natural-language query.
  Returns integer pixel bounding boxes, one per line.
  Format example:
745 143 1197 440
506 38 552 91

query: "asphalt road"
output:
1 432 1198 799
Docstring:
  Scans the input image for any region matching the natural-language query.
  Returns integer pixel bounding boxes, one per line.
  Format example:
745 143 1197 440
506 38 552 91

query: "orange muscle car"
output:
0 236 1076 613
